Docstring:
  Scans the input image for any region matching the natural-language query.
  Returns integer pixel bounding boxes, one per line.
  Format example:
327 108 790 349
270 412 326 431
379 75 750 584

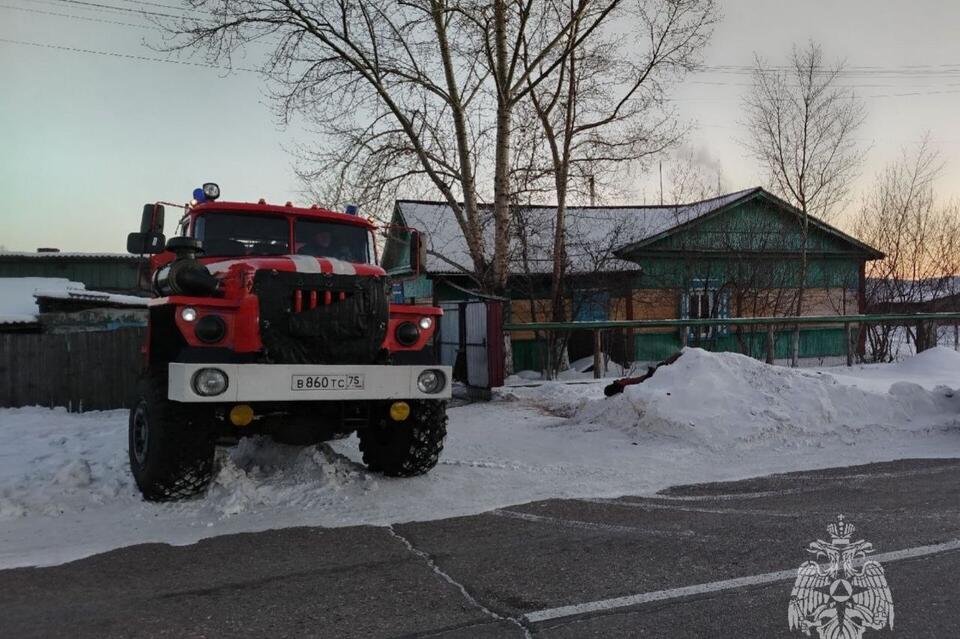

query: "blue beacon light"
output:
192 187 207 203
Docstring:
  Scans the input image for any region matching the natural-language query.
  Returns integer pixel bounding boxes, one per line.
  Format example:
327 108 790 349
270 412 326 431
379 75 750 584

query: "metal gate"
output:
465 301 488 388
438 301 462 376
439 299 504 390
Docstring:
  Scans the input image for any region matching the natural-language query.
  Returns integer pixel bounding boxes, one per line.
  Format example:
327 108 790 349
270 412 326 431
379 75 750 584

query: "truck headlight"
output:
195 314 226 343
417 369 445 394
418 316 433 330
180 306 197 322
192 368 228 396
396 321 420 346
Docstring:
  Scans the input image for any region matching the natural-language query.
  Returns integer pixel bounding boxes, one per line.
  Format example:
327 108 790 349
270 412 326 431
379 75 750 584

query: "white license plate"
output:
291 374 365 391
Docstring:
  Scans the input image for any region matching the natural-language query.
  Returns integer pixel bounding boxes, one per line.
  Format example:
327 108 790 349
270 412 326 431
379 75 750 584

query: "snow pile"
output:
0 409 375 526
824 346 960 393
570 348 960 447
209 438 376 517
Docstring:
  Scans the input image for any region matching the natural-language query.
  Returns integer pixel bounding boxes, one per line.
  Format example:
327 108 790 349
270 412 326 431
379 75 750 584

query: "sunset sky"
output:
2 0 959 253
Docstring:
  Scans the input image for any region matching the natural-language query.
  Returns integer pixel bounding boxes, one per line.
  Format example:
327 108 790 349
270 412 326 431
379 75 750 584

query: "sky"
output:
1 0 959 253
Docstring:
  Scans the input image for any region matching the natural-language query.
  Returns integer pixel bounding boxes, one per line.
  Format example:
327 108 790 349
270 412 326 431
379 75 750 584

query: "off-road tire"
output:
128 374 215 501
358 400 447 477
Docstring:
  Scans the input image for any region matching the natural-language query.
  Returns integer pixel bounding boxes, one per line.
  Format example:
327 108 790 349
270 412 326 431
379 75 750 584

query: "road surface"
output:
2 458 958 638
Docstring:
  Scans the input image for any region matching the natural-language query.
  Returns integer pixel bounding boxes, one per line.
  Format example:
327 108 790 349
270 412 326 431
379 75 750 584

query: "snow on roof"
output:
0 278 147 325
395 188 758 275
0 277 82 324
33 287 148 308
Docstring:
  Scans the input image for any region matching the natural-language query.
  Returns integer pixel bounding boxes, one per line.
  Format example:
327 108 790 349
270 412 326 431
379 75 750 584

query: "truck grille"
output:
253 271 388 365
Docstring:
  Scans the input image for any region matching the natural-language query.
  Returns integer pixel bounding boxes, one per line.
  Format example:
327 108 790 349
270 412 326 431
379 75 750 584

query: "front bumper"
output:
167 363 452 402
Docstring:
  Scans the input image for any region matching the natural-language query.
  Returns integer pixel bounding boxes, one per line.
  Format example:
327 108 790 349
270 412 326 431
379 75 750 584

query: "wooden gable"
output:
616 189 882 260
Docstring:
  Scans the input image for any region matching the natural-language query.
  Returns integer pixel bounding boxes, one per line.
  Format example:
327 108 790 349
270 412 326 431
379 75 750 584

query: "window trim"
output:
681 278 730 341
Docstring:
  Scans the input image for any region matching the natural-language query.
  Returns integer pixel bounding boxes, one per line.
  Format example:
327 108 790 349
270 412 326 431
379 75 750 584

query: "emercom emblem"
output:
788 515 894 638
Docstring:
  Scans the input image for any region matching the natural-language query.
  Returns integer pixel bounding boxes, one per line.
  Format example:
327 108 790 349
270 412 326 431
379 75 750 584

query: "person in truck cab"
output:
298 227 361 262
299 229 333 256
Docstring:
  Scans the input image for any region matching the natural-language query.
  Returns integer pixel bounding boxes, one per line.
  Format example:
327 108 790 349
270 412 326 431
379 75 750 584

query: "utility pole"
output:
659 161 663 205
588 175 596 206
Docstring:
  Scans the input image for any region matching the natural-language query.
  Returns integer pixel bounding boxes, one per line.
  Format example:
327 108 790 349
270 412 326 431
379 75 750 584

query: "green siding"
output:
634 332 682 361
632 256 859 290
638 196 867 255
0 259 141 291
515 327 847 373
624 193 866 291
511 339 546 372
694 328 847 360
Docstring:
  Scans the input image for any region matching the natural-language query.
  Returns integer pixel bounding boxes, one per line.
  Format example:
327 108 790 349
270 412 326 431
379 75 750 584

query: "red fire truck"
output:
126 183 450 501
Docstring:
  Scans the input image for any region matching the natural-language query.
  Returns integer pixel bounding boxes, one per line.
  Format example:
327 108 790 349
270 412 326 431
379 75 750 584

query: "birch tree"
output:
518 0 716 326
743 41 865 366
166 0 623 292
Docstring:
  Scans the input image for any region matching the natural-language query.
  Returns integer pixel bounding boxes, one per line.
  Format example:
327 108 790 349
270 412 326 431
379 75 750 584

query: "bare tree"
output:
743 41 866 366
851 136 960 360
517 0 716 325
166 0 623 292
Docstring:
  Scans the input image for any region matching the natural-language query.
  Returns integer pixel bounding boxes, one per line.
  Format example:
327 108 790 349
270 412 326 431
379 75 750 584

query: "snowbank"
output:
1 348 958 569
572 348 959 448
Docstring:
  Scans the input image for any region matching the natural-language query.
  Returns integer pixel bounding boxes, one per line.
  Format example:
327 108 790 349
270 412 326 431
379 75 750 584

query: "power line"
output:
109 0 211 14
1 3 157 29
37 0 195 20
0 36 261 74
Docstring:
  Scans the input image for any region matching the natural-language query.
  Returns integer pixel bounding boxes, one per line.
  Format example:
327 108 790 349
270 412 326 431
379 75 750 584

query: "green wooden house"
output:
390 187 883 370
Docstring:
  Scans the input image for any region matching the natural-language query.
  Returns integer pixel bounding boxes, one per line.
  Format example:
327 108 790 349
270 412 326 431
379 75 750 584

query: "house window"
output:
681 280 729 341
573 290 609 322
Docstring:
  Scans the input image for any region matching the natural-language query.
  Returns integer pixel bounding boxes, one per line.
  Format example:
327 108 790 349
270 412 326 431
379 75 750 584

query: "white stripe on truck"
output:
288 255 323 273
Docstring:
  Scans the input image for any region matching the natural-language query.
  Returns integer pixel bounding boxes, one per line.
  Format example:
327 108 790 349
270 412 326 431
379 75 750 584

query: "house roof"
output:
393 188 759 275
614 187 884 259
0 252 139 262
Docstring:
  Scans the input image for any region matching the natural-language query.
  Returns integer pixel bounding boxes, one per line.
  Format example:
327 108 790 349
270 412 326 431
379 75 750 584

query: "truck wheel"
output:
359 400 447 477
128 375 215 501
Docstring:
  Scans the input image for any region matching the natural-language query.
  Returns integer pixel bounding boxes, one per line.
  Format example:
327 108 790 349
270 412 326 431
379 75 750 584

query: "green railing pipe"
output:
503 312 960 332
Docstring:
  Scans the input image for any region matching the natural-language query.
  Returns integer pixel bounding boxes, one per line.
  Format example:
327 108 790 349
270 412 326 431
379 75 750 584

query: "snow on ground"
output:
2 347 959 569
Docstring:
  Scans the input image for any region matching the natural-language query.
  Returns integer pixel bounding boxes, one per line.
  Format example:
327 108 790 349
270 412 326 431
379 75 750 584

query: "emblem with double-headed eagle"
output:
788 515 894 638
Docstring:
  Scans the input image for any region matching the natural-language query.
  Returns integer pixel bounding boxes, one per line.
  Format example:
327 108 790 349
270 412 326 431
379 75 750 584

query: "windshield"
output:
295 219 370 263
195 213 290 256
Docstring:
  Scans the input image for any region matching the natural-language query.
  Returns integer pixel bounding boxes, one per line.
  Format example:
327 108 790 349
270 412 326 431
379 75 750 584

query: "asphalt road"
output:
2 458 958 639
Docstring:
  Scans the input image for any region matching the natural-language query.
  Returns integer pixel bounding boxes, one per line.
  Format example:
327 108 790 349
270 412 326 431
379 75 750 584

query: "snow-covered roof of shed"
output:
0 278 147 325
34 287 148 308
0 277 83 324
394 188 758 274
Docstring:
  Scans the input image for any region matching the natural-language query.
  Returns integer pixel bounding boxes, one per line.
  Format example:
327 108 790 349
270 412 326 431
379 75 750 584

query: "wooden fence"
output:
0 328 145 412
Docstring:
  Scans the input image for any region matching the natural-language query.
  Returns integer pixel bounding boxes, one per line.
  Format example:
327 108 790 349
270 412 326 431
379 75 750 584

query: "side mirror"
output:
140 203 165 234
409 230 427 274
127 231 166 254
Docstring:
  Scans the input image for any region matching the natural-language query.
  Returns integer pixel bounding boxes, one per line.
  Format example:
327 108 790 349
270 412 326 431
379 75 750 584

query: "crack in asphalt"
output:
492 508 701 537
386 524 533 639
